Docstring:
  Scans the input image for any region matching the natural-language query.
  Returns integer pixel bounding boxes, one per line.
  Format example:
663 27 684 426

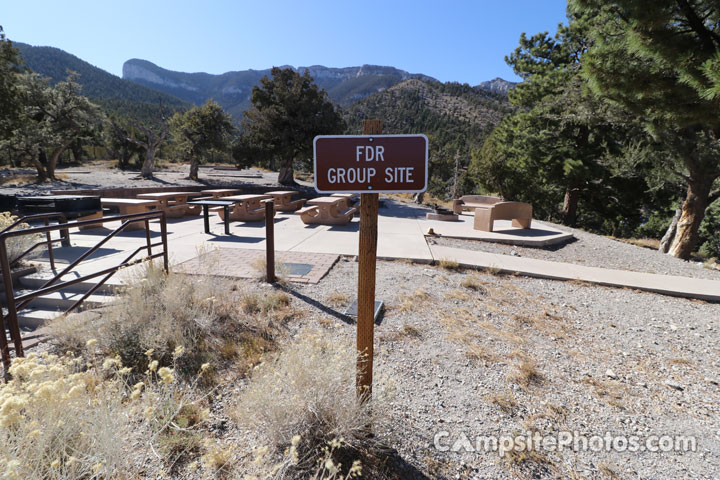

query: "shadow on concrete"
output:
278 285 355 325
74 226 164 238
491 227 568 238
37 245 123 264
233 217 289 229
205 236 264 245
378 200 430 219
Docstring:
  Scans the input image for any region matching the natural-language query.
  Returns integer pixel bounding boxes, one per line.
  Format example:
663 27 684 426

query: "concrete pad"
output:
423 214 573 246
430 245 720 302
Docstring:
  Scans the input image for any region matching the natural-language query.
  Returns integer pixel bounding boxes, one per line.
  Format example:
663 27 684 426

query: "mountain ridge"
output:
122 58 442 119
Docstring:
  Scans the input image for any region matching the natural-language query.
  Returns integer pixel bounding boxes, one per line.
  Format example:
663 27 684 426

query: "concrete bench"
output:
473 201 533 232
452 195 503 214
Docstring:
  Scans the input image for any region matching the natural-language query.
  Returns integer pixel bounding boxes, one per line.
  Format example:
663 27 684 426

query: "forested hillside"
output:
15 43 189 120
344 79 512 198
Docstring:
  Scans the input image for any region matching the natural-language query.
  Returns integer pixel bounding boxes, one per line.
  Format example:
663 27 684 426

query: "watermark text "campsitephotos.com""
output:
434 431 697 456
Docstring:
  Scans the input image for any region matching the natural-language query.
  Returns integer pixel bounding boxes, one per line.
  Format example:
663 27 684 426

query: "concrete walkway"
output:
31 199 720 302
430 245 720 302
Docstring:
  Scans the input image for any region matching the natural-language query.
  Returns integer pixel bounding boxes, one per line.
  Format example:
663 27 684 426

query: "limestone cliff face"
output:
122 61 199 91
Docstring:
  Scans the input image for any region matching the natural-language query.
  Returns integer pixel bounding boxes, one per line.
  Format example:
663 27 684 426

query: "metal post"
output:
0 239 23 361
202 205 210 234
160 212 169 273
265 200 275 283
357 119 382 400
44 217 55 269
145 219 152 257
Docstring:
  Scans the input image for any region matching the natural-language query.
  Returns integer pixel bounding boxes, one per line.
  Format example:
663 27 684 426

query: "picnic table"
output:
330 193 358 210
200 188 242 199
136 192 202 218
218 194 274 222
100 198 160 231
187 200 234 235
265 190 306 212
295 197 357 225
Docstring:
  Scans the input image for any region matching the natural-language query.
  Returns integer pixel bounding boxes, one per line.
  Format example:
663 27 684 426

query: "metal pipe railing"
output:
1 210 168 373
0 213 69 270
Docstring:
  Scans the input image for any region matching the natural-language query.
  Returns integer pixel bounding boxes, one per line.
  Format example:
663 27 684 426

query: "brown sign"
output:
313 134 428 193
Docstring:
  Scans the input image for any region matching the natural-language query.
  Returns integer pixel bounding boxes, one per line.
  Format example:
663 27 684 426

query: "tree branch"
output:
675 0 720 52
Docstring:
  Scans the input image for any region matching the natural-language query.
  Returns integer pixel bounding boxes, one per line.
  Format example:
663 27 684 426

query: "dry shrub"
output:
235 333 396 479
0 353 139 478
47 263 278 380
0 351 205 479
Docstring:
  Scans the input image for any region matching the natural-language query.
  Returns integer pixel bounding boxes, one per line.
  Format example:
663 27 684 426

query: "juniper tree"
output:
239 67 345 185
169 100 234 180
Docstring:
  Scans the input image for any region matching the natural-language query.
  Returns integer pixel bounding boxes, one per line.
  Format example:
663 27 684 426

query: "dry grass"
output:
460 275 487 292
326 292 351 308
392 288 432 313
598 463 621 479
380 323 423 342
437 258 462 271
502 447 556 478
508 351 544 389
616 237 661 250
444 288 472 302
486 391 519 415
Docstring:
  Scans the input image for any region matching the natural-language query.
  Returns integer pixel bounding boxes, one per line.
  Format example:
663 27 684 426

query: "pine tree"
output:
571 0 720 258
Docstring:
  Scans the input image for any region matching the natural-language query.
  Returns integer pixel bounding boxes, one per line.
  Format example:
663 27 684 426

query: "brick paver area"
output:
173 248 339 284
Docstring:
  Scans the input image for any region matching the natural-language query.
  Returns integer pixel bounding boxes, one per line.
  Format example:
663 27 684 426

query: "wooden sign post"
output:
313 122 427 402
357 119 382 399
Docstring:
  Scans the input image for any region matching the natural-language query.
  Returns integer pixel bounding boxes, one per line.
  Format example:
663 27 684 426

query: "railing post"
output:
44 217 55 270
160 212 169 273
0 238 23 362
265 200 275 283
145 219 152 258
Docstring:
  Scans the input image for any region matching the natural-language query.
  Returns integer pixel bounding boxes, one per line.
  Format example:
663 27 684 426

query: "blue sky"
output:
3 0 568 84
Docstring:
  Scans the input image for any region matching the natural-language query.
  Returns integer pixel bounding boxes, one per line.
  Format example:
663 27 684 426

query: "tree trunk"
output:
667 180 712 259
561 187 580 226
70 139 84 163
413 192 425 204
659 207 681 253
29 155 48 182
48 146 66 180
277 165 295 185
141 146 156 179
189 158 200 180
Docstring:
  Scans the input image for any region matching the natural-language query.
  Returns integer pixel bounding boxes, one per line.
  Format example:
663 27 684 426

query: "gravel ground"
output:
8 164 720 478
284 258 720 479
0 162 291 196
435 219 720 281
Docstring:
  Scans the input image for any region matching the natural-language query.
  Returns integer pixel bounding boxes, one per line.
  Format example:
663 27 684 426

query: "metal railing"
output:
0 211 168 372
0 213 70 270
